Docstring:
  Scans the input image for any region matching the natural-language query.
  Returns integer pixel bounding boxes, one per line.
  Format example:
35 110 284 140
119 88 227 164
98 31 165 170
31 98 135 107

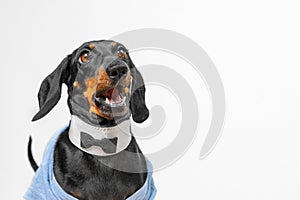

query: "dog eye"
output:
118 49 127 59
79 50 92 64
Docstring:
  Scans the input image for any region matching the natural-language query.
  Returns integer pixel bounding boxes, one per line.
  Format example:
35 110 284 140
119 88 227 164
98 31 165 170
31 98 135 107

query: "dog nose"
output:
106 65 128 81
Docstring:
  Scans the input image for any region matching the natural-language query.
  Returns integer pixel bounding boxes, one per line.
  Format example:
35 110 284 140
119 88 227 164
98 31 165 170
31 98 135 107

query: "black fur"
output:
53 128 147 200
28 40 150 200
27 136 38 172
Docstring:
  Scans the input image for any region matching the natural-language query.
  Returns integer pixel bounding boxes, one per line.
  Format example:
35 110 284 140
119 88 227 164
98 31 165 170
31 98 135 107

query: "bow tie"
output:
80 132 118 153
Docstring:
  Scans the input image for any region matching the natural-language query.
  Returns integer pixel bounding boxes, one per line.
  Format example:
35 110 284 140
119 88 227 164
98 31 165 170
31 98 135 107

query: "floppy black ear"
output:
32 56 70 121
129 60 149 123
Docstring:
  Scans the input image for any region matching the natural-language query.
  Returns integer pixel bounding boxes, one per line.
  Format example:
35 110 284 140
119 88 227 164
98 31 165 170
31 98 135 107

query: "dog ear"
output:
129 58 149 123
32 56 70 121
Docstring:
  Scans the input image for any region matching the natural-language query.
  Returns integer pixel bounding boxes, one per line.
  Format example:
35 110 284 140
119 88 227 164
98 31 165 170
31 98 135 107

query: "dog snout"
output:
106 64 128 82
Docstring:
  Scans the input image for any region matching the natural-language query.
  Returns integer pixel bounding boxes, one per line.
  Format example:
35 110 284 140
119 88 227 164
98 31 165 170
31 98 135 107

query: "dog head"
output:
32 40 149 126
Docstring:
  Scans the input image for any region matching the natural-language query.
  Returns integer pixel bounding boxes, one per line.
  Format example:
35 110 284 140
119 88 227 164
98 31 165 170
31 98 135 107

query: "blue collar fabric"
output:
25 125 156 200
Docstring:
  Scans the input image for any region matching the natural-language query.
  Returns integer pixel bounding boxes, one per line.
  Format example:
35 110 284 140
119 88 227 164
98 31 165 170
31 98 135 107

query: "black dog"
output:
26 40 156 200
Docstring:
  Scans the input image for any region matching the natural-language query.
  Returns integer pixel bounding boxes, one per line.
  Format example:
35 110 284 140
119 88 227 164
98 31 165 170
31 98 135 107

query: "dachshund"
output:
25 40 156 200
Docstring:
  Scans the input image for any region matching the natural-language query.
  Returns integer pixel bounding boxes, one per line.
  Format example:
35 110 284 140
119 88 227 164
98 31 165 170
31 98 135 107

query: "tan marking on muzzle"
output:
120 70 132 90
70 191 83 199
73 81 81 90
83 77 97 113
96 67 113 91
124 87 129 94
83 67 113 119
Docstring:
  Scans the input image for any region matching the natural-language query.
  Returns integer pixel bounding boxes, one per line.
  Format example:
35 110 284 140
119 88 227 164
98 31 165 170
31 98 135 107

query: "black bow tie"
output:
80 132 118 153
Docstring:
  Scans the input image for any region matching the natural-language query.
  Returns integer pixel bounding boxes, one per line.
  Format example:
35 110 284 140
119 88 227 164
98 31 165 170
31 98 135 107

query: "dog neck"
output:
68 115 132 156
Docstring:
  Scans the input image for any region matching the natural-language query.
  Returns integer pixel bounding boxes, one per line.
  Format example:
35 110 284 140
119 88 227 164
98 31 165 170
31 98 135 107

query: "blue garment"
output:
25 126 156 200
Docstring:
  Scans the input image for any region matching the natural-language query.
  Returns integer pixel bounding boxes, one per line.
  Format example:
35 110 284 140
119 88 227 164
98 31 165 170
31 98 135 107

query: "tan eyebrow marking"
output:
89 43 95 49
111 42 117 47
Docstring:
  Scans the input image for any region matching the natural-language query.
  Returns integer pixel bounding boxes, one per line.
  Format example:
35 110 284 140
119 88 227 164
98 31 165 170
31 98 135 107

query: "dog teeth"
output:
104 96 126 106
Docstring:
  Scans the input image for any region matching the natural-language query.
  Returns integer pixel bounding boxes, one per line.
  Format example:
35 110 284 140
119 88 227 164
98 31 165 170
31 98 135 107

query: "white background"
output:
1 0 300 199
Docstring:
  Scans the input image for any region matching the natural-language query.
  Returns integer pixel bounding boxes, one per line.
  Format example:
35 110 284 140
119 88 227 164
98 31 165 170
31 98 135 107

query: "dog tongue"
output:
103 88 121 104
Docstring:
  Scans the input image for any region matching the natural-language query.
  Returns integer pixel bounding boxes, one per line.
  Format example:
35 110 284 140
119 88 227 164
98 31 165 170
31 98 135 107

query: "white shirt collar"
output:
68 115 132 156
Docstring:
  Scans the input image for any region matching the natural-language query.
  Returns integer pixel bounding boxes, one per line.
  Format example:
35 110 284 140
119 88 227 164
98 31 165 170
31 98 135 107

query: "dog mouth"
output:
96 87 127 106
94 85 130 117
